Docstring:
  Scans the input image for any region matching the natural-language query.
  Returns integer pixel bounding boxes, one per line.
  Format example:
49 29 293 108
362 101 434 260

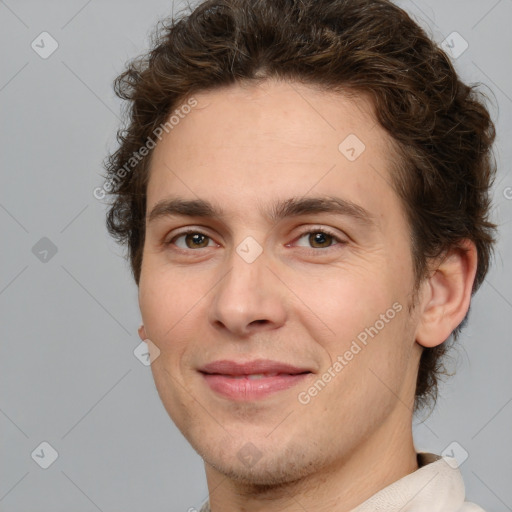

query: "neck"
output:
204 408 418 512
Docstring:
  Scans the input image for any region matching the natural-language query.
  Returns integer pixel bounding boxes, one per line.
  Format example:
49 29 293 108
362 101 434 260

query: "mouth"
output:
199 359 313 401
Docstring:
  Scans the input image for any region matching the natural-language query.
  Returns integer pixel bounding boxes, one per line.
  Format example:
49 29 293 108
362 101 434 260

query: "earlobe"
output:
415 240 478 348
138 324 147 341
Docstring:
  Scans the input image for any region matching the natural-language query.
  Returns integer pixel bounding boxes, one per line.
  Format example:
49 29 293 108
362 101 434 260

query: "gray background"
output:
1 0 511 510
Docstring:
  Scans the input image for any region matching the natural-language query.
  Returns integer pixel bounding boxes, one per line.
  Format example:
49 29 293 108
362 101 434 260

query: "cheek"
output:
139 272 193 415
308 312 412 427
139 265 187 327
290 266 411 385
138 270 194 368
289 264 395 337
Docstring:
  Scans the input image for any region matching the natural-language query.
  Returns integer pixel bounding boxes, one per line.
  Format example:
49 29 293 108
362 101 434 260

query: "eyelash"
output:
166 227 346 254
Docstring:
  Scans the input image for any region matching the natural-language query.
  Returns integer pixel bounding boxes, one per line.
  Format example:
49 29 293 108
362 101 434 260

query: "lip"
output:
200 359 311 376
199 359 313 401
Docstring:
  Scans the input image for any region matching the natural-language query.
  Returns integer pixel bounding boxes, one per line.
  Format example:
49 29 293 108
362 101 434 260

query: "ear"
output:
138 324 148 341
415 240 478 348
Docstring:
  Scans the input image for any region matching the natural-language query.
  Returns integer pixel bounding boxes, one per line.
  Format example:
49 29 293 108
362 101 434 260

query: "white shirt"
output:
198 452 486 512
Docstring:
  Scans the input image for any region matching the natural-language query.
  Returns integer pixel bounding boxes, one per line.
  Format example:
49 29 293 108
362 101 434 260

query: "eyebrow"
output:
147 195 376 228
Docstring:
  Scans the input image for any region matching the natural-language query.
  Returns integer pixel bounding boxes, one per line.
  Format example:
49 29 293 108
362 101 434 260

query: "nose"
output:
209 244 288 338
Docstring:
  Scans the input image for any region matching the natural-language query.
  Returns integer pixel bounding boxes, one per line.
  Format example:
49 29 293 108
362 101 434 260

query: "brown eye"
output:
294 229 343 250
170 231 214 250
308 232 334 248
184 233 210 248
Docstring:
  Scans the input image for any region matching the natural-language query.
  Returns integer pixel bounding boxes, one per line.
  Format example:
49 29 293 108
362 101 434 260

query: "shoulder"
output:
457 502 487 512
198 501 210 512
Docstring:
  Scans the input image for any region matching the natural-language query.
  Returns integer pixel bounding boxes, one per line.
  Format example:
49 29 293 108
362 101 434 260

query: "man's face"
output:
138 79 422 485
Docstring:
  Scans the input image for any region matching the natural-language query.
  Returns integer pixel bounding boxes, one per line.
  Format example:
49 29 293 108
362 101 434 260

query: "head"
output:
103 0 496 487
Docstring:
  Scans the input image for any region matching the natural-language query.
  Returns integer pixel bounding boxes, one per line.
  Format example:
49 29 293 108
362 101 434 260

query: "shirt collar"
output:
199 452 466 512
351 452 466 512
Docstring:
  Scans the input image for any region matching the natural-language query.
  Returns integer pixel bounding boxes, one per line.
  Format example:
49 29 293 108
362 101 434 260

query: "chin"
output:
201 439 322 488
207 458 309 487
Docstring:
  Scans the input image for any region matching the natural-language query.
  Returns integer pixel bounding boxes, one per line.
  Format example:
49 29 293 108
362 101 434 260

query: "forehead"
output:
154 80 384 160
146 79 401 227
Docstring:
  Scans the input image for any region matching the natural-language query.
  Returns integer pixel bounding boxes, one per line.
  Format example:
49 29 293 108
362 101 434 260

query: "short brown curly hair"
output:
102 0 497 414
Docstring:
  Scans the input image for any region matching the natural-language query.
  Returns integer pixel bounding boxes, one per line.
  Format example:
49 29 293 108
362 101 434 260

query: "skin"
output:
137 78 477 512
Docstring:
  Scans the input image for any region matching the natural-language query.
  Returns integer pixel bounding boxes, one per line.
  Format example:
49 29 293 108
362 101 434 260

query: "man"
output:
103 0 497 510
